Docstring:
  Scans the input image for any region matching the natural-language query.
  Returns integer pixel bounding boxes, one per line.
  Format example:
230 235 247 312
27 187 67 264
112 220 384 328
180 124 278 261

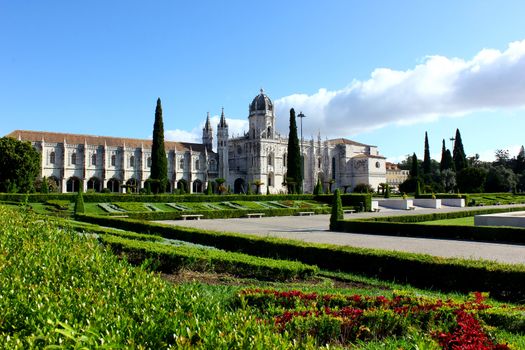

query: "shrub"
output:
74 191 85 214
330 189 343 230
353 183 374 194
99 234 318 280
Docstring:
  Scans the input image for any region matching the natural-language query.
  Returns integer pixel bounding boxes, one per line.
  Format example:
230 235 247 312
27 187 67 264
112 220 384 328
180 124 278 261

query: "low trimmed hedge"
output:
101 207 332 220
76 214 525 301
331 206 525 245
99 234 318 281
0 192 371 208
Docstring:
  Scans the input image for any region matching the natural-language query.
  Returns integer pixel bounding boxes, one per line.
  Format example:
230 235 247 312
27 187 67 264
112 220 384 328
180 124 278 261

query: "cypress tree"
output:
286 108 302 193
313 178 322 195
440 139 454 171
75 190 85 214
41 176 49 193
453 128 467 172
206 181 213 195
384 184 390 198
410 153 419 178
440 139 447 171
150 98 168 193
329 189 343 230
423 132 431 174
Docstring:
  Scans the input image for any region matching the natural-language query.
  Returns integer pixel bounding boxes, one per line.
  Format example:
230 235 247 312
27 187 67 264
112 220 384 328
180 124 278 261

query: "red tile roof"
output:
6 130 212 153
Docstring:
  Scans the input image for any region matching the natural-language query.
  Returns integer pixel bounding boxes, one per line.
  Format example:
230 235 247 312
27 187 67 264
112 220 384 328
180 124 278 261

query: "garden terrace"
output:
77 213 525 301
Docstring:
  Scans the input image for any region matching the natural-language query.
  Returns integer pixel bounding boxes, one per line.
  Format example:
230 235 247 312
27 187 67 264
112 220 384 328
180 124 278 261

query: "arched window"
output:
267 172 274 187
195 159 200 170
179 158 184 170
71 152 77 165
91 153 97 166
129 155 135 168
318 157 321 169
268 153 273 166
332 157 336 179
283 153 287 167
209 159 217 171
267 126 272 137
147 157 152 167
49 152 56 164
111 154 116 166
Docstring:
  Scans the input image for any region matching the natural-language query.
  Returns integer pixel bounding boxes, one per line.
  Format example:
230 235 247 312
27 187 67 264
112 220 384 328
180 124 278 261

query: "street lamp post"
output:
297 112 306 193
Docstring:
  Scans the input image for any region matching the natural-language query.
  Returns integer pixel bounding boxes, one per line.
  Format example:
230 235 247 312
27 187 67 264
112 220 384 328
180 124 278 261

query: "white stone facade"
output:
218 90 387 194
9 131 217 193
8 90 386 193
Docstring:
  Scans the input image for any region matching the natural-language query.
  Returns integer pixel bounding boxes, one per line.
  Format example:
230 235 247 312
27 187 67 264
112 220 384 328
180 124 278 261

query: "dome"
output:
249 89 273 113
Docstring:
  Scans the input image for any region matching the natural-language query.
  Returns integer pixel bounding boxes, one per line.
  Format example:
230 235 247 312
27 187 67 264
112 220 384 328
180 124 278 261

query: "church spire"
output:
219 107 228 127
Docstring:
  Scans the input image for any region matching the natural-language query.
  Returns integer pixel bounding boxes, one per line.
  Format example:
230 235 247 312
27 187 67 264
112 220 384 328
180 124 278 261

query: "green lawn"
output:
420 216 475 226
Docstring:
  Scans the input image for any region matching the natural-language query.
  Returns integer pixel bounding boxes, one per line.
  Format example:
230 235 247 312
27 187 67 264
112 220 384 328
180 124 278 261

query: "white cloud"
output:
274 39 525 138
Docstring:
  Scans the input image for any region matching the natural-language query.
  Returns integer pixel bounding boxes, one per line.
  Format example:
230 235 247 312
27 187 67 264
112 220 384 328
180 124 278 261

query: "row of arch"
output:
49 152 217 171
63 177 206 193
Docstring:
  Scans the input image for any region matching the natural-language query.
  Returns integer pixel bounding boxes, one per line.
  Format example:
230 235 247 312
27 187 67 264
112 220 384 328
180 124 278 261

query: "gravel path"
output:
155 204 525 265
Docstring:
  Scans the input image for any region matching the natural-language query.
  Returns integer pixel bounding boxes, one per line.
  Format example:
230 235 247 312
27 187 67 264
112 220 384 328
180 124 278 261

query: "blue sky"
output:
2 1 525 162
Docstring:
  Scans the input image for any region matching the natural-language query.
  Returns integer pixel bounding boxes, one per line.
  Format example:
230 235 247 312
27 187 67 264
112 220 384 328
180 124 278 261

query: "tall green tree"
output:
0 137 40 193
286 108 302 193
150 98 168 193
440 139 454 171
453 128 467 172
410 153 419 178
423 132 431 174
515 145 525 174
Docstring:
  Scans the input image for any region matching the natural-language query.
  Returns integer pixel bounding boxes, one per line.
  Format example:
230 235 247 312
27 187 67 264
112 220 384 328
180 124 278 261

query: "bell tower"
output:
217 108 229 180
248 89 275 139
202 112 213 150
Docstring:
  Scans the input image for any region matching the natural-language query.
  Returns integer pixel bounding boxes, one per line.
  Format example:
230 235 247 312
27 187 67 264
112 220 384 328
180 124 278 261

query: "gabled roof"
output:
327 138 375 148
6 130 214 153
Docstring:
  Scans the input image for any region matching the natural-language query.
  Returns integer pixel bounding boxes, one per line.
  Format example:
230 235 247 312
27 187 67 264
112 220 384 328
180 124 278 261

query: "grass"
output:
419 216 475 226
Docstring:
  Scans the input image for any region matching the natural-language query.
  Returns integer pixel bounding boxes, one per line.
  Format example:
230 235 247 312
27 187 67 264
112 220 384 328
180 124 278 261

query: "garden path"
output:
157 204 525 265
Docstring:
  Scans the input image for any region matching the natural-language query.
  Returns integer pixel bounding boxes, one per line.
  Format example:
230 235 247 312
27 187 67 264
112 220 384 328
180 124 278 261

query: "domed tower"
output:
248 89 275 139
202 112 213 150
217 108 229 180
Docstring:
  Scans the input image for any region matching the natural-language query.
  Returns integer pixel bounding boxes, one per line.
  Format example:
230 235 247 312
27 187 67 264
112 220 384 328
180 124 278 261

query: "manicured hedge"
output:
315 194 372 211
76 214 525 301
99 234 318 281
0 192 371 208
101 207 331 220
331 206 525 245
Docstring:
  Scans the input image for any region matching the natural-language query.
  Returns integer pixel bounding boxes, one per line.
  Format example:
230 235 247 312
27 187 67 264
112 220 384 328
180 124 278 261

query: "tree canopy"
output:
0 137 41 193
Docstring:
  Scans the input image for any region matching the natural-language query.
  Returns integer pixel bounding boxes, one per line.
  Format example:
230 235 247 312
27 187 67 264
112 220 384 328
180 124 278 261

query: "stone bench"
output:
246 213 265 218
297 211 315 216
343 209 356 214
180 214 203 220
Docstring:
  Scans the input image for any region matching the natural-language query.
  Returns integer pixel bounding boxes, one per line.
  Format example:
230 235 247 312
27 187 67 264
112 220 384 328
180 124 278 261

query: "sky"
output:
2 1 525 163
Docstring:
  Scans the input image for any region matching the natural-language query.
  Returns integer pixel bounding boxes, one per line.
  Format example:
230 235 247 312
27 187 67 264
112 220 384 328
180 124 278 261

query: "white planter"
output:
371 200 379 211
441 198 465 207
413 199 442 209
378 199 413 210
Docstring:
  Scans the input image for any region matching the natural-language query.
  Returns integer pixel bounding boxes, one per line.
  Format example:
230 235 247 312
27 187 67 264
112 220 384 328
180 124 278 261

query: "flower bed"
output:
237 289 515 348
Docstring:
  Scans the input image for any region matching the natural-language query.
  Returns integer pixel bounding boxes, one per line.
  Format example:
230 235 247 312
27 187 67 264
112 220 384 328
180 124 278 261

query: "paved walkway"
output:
156 204 525 265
